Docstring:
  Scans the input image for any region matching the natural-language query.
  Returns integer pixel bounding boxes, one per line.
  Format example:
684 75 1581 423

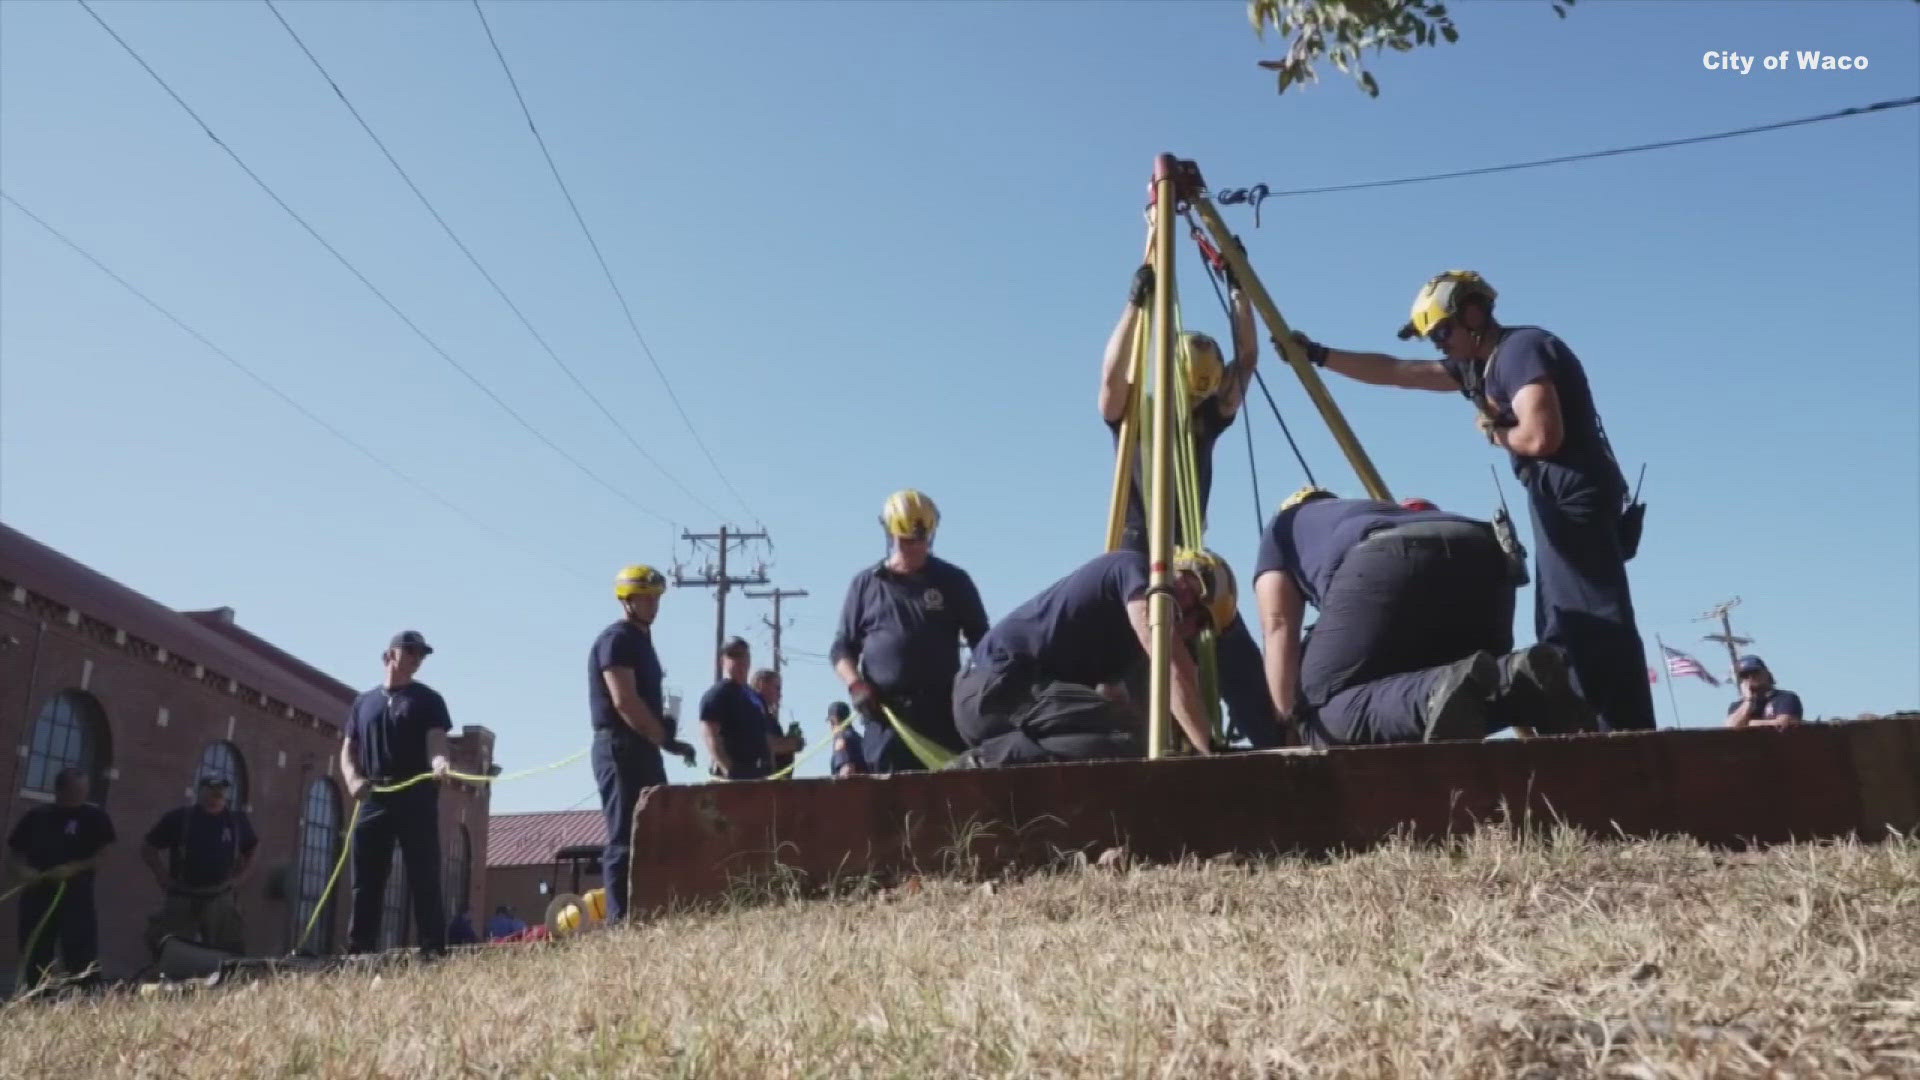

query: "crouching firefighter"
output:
950 547 1235 767
1252 488 1596 746
1293 271 1655 733
831 490 989 772
1100 241 1283 748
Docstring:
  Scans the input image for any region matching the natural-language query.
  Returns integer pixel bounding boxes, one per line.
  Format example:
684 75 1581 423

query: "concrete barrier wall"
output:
628 714 1919 916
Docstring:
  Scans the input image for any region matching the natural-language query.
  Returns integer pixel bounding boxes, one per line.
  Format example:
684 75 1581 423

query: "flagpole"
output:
1655 634 1685 728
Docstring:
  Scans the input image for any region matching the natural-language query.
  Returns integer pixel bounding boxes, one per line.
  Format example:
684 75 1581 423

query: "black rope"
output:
1215 96 1919 204
1186 217 1318 510
1242 406 1262 534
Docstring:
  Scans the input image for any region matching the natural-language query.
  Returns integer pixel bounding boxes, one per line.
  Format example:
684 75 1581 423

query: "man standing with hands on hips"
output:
338 630 453 957
590 565 694 922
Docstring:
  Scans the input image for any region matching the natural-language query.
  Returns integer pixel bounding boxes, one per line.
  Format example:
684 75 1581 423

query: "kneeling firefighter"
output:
1252 487 1595 746
950 547 1235 767
830 490 990 771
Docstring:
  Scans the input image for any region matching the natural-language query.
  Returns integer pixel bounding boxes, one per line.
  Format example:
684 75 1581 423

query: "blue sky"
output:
2 0 1914 813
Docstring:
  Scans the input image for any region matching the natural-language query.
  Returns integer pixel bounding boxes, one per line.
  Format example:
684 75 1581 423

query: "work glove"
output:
1130 264 1155 308
662 738 697 767
1291 331 1329 368
1215 234 1246 292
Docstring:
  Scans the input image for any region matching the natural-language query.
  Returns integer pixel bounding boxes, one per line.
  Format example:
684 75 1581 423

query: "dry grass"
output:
4 828 1917 1078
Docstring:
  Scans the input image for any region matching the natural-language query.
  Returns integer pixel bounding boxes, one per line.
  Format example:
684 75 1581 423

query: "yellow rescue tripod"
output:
1112 155 1394 760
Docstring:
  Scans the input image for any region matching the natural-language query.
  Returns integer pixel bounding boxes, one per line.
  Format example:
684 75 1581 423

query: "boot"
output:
1422 652 1499 742
1497 644 1599 735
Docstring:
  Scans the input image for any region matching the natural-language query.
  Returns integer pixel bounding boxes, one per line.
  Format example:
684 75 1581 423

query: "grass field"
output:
3 828 1916 1078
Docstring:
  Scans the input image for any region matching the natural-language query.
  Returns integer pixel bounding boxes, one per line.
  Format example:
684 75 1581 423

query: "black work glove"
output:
662 738 697 768
1130 264 1155 308
1219 235 1245 292
1291 331 1329 368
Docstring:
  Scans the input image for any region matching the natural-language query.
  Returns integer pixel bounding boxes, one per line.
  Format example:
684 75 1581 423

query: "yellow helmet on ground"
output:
1173 547 1237 633
881 489 940 540
1397 270 1497 342
1280 485 1336 512
1180 332 1225 401
614 564 667 600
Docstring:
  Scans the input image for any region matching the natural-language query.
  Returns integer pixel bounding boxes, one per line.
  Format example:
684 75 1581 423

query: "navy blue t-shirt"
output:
1476 327 1621 487
974 550 1151 688
7 803 115 885
1726 688 1804 721
830 556 989 695
347 681 452 779
1108 397 1232 549
1255 498 1486 608
588 620 668 737
144 805 257 889
700 680 770 770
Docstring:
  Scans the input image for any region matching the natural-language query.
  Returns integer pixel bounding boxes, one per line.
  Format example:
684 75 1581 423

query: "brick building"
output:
0 521 494 981
485 810 603 932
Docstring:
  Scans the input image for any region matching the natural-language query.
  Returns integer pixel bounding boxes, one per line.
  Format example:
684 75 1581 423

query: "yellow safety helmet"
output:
613 564 667 600
1180 332 1225 401
1280 485 1336 512
880 489 940 540
1173 547 1237 633
1397 270 1497 342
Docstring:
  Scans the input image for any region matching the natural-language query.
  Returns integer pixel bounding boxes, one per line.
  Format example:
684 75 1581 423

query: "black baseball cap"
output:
389 630 434 655
720 636 750 657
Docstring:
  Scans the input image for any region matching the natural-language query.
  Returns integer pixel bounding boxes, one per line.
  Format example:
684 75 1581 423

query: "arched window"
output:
379 850 409 951
445 826 473 922
20 690 110 800
291 779 341 952
195 741 248 806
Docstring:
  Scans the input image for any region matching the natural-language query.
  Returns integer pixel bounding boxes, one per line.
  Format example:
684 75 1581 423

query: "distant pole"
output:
674 526 770 681
1696 597 1752 686
1654 634 1685 727
743 587 808 678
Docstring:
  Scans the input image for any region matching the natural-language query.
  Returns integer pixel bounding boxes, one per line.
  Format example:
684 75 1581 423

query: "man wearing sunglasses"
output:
1292 272 1654 735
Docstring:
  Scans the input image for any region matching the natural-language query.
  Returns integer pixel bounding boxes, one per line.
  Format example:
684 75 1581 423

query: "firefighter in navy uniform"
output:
1251 488 1595 746
588 565 694 922
6 767 115 989
337 630 453 956
1100 236 1284 748
951 547 1235 767
1295 272 1656 733
831 490 989 772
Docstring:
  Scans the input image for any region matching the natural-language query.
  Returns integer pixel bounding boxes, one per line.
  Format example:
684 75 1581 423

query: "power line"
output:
261 0 727 524
1 191 594 588
470 0 758 523
1216 96 1920 205
76 0 676 529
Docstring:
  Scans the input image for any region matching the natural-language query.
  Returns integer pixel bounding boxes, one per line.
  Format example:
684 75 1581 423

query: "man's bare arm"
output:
1255 570 1305 729
339 735 367 800
1216 288 1257 417
701 719 733 774
1491 380 1564 457
1126 599 1214 755
1099 301 1142 424
601 667 667 745
1321 348 1459 392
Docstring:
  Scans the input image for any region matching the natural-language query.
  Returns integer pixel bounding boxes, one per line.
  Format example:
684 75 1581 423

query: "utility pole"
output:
743 587 808 678
1696 597 1753 683
673 526 769 681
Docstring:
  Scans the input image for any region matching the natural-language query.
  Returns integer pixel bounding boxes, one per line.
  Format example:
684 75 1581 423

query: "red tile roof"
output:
487 810 605 867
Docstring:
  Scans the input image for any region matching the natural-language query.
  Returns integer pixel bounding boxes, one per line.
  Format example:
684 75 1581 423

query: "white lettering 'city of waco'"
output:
1797 52 1868 70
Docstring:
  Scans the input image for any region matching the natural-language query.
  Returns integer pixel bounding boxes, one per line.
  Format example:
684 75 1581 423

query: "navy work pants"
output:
860 686 961 773
1302 521 1514 746
347 784 446 954
592 728 666 921
16 880 97 986
953 659 1139 766
1523 460 1657 732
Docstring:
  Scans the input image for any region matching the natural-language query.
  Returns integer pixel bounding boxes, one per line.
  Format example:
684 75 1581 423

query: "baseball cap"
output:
720 636 750 657
389 630 434 655
1736 655 1767 674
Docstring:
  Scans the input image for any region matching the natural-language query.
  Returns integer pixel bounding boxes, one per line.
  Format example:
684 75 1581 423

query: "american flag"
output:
1661 645 1720 686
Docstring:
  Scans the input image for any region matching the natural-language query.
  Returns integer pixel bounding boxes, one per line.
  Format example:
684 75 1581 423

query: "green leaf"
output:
1442 25 1458 42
